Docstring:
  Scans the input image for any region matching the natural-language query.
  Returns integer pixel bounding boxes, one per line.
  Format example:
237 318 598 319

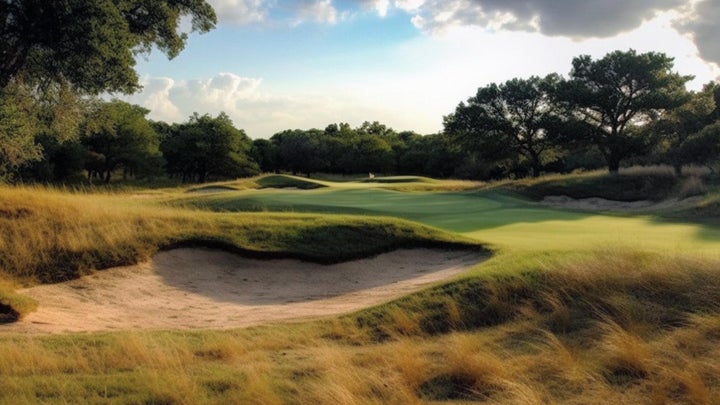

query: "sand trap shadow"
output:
4 248 486 334
152 248 485 305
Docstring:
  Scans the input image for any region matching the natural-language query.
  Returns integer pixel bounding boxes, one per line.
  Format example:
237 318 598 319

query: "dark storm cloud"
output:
675 0 720 64
405 0 720 65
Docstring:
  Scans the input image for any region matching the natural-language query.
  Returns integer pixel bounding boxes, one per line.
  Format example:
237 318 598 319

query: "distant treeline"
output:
2 49 720 184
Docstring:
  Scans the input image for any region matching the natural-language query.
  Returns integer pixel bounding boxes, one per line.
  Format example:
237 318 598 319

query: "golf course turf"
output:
1 173 720 404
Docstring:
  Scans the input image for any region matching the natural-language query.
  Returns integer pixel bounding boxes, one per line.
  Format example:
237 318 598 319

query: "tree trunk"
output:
607 158 620 174
531 159 542 178
673 163 682 176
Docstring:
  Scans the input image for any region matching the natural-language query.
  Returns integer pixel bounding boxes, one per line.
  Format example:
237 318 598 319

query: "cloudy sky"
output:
121 0 720 139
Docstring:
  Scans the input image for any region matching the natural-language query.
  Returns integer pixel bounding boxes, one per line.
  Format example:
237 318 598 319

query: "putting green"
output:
179 186 720 256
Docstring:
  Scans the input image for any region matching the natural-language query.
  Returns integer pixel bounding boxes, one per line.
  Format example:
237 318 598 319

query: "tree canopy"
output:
161 112 259 183
0 0 216 93
560 49 692 173
444 74 563 177
82 100 161 183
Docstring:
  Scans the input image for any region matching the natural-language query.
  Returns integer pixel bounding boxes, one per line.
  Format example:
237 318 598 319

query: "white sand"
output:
1 248 485 334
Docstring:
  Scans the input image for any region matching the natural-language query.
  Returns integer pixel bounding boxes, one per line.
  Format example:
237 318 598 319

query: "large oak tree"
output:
560 50 692 173
444 74 563 177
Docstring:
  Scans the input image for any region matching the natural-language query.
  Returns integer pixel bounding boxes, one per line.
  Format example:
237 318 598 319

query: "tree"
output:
271 129 325 177
560 50 692 173
398 133 466 178
0 82 41 179
162 112 259 183
650 82 719 174
250 139 279 173
1 0 216 93
353 135 395 174
444 74 563 177
675 122 720 172
82 100 162 183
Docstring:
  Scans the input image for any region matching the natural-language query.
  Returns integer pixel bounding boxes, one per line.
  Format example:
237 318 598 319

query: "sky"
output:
120 0 720 139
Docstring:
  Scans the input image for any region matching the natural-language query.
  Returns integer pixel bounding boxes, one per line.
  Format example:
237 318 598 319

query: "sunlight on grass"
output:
2 175 720 404
178 183 720 256
469 215 720 255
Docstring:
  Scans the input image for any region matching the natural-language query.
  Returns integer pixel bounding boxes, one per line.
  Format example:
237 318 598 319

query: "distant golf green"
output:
177 182 720 255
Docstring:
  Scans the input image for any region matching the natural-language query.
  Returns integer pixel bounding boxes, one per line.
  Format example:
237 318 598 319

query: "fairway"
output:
178 183 720 255
4 176 720 404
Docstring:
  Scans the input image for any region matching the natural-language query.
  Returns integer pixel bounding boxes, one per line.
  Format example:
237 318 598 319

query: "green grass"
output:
3 172 720 403
0 185 479 286
506 166 718 202
255 174 327 189
175 185 720 254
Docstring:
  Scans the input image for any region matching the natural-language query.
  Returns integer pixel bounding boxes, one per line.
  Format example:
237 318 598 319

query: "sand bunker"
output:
2 248 485 334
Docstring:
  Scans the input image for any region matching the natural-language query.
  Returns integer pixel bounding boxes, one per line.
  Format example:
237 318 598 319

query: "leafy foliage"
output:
560 50 692 172
82 100 162 183
651 82 720 173
0 82 41 179
161 112 259 182
0 0 216 93
444 74 564 177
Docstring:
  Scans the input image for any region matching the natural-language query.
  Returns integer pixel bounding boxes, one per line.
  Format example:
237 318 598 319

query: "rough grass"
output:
2 250 720 404
497 165 720 207
2 174 720 403
0 185 479 285
0 281 36 323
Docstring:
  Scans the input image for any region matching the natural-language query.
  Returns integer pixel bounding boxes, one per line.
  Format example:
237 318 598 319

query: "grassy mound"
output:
362 176 434 184
512 167 713 202
0 185 480 285
0 281 37 322
185 185 240 193
255 174 326 189
351 249 720 339
2 174 720 403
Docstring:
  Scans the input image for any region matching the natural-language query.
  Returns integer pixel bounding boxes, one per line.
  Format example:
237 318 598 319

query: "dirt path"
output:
1 248 485 334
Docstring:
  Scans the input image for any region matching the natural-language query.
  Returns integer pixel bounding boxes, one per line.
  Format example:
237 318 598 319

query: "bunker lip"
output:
1 248 486 334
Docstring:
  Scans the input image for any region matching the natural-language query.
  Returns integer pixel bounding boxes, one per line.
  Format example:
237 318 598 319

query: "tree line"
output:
1 0 719 183
2 1 719 184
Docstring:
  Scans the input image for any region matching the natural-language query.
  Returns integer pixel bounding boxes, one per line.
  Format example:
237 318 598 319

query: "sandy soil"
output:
1 248 485 334
541 195 703 211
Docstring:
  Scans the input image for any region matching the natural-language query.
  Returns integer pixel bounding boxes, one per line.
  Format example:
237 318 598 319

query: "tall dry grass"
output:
2 249 719 403
0 184 476 285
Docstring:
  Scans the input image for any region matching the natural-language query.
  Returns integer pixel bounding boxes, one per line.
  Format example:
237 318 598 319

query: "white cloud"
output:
122 77 183 122
206 0 268 25
395 0 687 37
296 0 339 24
394 0 424 12
119 73 406 138
201 0 720 66
371 0 391 17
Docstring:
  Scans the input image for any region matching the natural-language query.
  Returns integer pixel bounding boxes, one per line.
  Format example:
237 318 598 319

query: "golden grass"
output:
0 249 718 403
2 178 720 403
0 184 477 286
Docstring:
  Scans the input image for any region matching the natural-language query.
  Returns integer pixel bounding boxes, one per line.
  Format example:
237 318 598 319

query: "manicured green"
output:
177 182 720 255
